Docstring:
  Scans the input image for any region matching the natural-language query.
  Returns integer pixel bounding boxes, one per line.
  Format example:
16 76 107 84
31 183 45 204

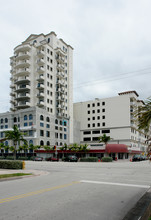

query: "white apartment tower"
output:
9 31 73 145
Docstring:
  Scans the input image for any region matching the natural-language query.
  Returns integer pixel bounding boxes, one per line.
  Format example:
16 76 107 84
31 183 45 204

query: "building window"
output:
92 123 95 127
5 118 8 123
92 110 95 113
46 124 50 128
29 130 33 136
97 109 100 113
64 134 67 140
87 104 90 108
46 131 50 137
102 109 105 112
29 114 33 120
88 118 90 121
102 130 110 133
24 115 27 121
40 130 44 136
47 141 50 146
29 122 33 126
97 103 100 106
97 116 100 120
88 124 90 128
5 125 8 129
97 123 100 127
92 103 95 107
40 115 44 121
92 130 100 134
87 111 90 114
83 137 91 141
102 102 105 106
46 117 50 122
1 125 3 129
40 140 44 146
92 137 99 141
102 115 105 119
83 131 91 135
40 122 44 127
14 117 17 123
92 117 95 120
24 122 28 127
102 122 105 126
1 119 3 123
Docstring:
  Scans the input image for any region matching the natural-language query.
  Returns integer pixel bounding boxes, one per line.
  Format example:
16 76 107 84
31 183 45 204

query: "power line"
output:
73 67 151 89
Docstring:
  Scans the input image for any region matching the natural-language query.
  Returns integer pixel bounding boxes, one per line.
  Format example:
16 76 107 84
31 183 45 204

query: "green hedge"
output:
17 157 29 160
80 157 98 162
6 156 15 160
0 156 5 160
0 160 23 169
101 157 113 162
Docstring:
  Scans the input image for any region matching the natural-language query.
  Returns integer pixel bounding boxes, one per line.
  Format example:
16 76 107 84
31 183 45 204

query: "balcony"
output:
15 93 30 100
56 55 65 63
37 101 44 107
15 76 30 84
15 85 30 92
37 58 45 65
37 67 44 73
10 84 16 89
37 92 44 98
15 60 30 68
56 88 64 94
36 75 44 81
57 64 65 71
15 68 30 77
37 84 44 89
16 101 30 109
10 99 16 104
57 72 65 78
16 51 30 61
15 44 31 53
10 92 15 97
37 50 45 57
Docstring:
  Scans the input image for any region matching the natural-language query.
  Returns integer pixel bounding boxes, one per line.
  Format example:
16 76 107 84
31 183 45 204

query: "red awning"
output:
106 144 128 153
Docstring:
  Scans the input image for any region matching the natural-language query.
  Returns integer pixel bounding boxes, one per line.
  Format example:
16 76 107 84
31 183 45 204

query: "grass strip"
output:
0 173 32 179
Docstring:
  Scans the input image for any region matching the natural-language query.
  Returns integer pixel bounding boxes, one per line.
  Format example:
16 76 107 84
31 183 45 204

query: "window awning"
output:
106 144 128 153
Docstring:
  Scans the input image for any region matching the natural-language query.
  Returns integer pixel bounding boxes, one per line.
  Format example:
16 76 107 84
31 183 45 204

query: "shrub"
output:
80 157 98 162
6 156 14 160
0 156 5 160
0 160 23 169
17 157 28 160
101 157 113 162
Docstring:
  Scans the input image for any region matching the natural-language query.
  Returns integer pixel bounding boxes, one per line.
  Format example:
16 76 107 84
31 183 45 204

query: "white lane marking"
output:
80 180 150 189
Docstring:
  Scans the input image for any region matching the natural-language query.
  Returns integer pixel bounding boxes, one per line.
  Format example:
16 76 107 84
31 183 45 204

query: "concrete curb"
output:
123 188 151 220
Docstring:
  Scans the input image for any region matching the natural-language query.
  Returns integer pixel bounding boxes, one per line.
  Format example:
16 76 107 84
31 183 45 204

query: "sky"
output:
0 0 151 112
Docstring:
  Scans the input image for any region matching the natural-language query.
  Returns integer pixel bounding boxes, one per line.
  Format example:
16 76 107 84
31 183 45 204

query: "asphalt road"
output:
0 160 151 220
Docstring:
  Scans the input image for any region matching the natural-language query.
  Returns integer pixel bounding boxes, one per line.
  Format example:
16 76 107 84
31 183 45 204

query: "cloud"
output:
0 0 151 112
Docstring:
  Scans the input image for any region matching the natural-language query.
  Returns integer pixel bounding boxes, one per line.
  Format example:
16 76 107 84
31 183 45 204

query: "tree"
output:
22 143 29 158
9 146 15 157
98 134 111 145
4 125 27 160
0 143 5 156
134 97 151 132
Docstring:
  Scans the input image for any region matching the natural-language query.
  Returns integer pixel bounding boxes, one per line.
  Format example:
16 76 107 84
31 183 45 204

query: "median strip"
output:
0 181 80 204
0 173 32 179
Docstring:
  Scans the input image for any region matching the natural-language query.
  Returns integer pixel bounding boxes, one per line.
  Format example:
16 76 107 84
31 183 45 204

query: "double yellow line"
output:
0 181 80 204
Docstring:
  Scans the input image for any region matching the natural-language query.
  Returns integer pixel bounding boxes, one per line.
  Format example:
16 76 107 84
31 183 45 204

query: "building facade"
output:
73 91 150 154
1 31 73 147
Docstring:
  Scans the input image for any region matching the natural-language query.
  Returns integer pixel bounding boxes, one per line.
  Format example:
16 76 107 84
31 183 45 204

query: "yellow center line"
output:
0 181 80 204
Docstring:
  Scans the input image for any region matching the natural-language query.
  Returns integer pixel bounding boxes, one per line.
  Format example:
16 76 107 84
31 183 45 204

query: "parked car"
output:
64 155 78 162
132 155 142 162
33 157 43 161
46 157 59 162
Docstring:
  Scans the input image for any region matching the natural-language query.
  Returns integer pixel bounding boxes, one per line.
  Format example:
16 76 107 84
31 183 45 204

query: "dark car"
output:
46 157 59 162
132 155 142 162
64 155 78 162
33 157 43 161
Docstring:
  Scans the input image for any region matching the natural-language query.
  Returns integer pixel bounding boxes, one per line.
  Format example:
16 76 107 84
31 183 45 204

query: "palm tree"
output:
98 134 111 145
134 97 151 132
4 125 27 160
